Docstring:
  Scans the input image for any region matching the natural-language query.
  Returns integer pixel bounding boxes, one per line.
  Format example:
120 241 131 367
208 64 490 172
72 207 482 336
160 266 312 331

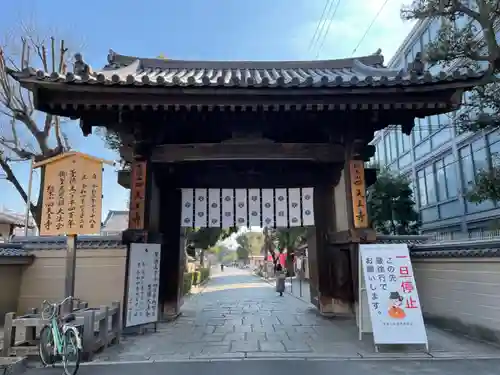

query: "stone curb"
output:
0 356 28 375
78 352 500 366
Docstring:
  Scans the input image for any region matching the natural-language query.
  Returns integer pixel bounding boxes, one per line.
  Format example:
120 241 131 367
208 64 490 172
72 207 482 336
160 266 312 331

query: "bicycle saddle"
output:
61 313 76 323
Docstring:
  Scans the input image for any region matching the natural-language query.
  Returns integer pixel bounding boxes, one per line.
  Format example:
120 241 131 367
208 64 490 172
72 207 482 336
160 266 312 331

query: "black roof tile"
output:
10 50 485 89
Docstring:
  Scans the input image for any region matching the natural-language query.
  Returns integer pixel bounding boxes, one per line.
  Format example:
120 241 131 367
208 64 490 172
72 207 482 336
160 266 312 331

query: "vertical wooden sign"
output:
349 160 368 229
38 152 104 236
128 160 147 230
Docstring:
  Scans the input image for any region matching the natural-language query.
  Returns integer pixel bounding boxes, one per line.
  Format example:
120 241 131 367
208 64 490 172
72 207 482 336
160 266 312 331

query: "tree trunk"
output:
200 249 205 267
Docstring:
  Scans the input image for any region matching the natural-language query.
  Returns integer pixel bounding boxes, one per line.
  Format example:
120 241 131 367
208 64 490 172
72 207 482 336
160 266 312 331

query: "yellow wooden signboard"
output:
349 160 369 229
36 152 105 236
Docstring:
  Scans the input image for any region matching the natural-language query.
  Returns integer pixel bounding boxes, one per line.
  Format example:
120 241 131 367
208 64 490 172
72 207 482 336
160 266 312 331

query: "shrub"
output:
192 271 201 286
183 272 193 295
200 267 210 283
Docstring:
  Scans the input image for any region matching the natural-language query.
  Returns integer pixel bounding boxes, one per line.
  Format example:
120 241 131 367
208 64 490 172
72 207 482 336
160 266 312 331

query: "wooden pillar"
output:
309 143 375 317
158 188 184 320
122 153 163 326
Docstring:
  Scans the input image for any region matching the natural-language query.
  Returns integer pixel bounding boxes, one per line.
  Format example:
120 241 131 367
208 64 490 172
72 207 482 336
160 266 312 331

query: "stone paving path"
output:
90 267 500 363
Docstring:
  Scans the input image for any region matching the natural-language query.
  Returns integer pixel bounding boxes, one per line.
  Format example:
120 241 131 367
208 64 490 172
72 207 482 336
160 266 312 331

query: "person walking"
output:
275 264 286 297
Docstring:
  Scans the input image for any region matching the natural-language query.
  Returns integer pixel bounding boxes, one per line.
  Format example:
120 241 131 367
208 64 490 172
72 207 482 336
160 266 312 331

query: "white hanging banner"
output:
359 244 428 348
275 188 288 228
180 189 194 227
194 188 207 228
221 189 234 228
181 188 315 228
248 189 261 227
301 188 314 226
288 188 301 227
234 189 248 227
261 189 275 228
208 188 221 227
125 243 161 327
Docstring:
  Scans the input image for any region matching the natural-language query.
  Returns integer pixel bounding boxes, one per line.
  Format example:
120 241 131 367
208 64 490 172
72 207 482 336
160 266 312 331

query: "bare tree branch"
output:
0 26 73 229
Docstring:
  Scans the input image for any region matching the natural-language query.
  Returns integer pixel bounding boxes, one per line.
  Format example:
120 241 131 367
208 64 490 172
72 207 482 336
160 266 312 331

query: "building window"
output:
459 145 474 190
385 133 392 162
472 138 488 171
488 130 500 166
435 154 459 201
402 131 411 151
397 127 405 153
389 130 398 160
381 139 387 165
444 155 459 198
425 165 436 204
427 19 442 74
417 164 437 207
417 170 427 207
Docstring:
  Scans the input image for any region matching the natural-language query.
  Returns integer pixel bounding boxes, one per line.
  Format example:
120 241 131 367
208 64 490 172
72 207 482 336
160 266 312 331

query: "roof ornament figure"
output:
408 52 425 76
371 48 382 56
73 52 93 76
107 49 116 64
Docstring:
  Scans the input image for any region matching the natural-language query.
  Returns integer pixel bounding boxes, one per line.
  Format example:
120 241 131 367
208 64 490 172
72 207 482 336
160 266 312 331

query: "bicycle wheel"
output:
38 325 55 366
62 329 81 375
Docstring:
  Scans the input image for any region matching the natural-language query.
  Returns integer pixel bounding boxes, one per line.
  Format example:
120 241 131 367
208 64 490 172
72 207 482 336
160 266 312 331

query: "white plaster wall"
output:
413 257 500 340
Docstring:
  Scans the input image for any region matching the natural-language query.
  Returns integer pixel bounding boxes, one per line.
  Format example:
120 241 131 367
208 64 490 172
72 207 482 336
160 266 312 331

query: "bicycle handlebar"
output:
42 296 80 309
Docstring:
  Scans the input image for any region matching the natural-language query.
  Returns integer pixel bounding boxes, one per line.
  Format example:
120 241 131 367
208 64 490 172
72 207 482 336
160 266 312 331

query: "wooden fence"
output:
1 301 121 361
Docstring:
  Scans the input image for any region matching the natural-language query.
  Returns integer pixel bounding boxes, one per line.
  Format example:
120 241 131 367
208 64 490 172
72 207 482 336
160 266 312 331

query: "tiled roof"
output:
0 244 31 257
11 235 124 250
0 211 35 228
411 239 500 258
101 210 128 234
11 50 484 89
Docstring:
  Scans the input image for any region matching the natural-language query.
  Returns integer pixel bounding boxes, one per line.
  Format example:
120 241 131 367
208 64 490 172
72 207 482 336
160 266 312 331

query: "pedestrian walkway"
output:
87 268 500 363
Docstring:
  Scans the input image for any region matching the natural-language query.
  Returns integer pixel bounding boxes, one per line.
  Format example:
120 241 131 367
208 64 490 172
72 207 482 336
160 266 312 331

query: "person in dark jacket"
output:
275 264 286 297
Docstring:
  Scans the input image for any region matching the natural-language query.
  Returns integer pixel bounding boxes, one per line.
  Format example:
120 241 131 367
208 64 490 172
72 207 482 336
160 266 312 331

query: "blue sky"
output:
0 0 415 222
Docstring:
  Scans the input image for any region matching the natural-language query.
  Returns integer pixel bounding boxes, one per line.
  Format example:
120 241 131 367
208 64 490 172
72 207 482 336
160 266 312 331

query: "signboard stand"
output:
63 234 77 313
358 244 429 353
124 243 161 332
33 151 113 312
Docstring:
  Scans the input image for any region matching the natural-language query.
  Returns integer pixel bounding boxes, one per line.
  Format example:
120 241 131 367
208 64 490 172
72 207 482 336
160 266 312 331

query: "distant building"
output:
101 210 128 236
369 18 500 236
0 209 37 240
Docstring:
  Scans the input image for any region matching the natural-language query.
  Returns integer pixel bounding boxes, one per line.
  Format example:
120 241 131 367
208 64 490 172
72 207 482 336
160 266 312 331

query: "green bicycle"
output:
38 296 82 375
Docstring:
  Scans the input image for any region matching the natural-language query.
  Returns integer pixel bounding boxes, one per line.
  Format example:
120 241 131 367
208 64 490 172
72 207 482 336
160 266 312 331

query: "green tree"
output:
465 153 500 204
0 32 72 227
401 0 500 203
235 232 250 261
367 167 421 235
235 231 266 261
186 227 238 266
263 227 306 274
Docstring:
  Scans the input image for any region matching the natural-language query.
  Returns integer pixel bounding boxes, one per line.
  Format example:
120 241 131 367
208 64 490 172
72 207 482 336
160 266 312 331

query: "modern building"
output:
369 18 500 237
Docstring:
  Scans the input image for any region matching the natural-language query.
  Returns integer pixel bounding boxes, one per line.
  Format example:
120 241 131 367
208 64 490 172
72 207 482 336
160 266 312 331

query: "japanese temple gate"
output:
11 49 483 318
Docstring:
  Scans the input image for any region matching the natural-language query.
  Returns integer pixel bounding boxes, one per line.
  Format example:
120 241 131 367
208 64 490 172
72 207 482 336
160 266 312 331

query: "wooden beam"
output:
151 141 344 162
156 160 340 188
40 87 457 108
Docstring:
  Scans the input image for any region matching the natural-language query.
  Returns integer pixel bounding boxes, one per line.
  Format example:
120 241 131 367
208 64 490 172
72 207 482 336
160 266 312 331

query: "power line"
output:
308 0 333 52
351 0 390 56
314 0 343 59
